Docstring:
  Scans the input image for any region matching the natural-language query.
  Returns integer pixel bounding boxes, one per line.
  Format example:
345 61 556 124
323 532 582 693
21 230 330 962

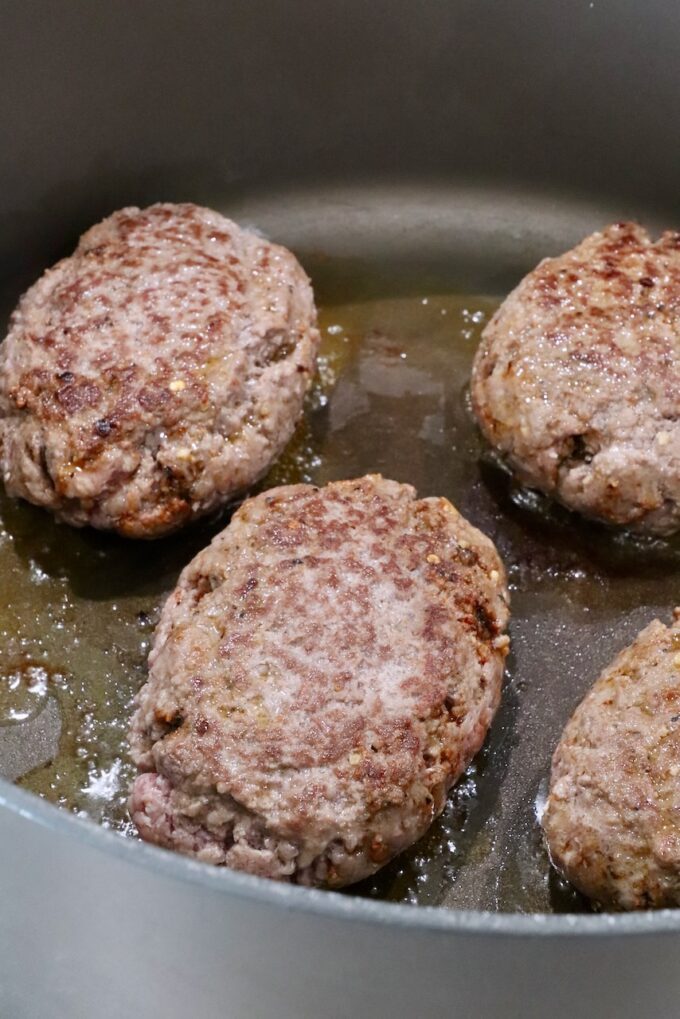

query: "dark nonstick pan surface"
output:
0 184 677 914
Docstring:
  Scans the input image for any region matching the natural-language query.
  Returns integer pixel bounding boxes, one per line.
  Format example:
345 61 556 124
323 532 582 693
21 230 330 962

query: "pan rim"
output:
3 778 679 937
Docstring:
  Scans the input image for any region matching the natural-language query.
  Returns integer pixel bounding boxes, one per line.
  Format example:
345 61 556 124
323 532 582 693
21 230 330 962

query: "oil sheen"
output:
0 289 677 912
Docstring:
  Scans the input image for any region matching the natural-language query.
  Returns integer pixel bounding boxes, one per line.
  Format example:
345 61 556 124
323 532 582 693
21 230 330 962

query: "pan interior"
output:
0 184 677 914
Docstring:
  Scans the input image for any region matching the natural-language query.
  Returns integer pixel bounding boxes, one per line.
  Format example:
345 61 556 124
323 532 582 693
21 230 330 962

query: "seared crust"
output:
471 223 680 535
129 475 510 887
543 609 680 909
0 203 319 537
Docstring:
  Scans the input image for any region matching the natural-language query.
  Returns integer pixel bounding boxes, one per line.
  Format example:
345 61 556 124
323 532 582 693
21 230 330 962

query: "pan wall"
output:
1 0 679 279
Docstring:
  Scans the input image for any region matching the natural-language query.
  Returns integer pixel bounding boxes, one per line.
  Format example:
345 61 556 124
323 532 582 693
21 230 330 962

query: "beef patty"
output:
0 203 319 537
471 223 680 535
542 609 680 909
128 475 510 887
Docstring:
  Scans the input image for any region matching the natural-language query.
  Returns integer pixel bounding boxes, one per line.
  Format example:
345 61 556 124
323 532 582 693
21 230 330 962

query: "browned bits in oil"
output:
2 284 676 911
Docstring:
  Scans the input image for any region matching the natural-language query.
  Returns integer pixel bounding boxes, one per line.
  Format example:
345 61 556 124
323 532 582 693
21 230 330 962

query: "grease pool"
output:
1 290 677 912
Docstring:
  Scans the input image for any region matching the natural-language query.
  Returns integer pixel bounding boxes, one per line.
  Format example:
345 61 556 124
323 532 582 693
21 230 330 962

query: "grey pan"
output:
1 2 680 1017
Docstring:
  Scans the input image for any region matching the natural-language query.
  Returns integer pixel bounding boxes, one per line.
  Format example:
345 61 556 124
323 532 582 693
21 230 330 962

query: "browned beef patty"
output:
128 475 510 887
0 203 319 537
471 223 680 535
542 610 680 909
